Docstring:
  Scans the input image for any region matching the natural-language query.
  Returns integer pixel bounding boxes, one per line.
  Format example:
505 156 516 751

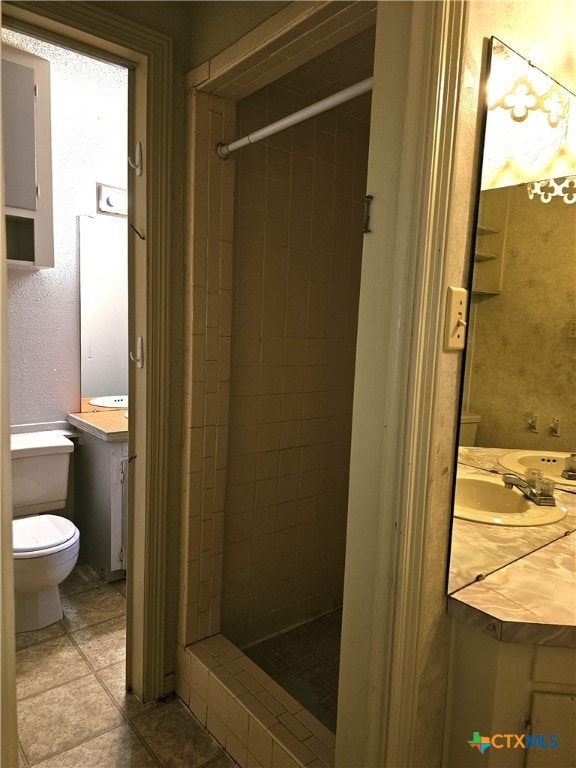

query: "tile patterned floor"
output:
15 563 237 768
243 609 342 733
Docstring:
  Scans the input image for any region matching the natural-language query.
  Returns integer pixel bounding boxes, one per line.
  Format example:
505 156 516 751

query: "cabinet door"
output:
525 692 576 767
2 59 37 211
2 46 54 269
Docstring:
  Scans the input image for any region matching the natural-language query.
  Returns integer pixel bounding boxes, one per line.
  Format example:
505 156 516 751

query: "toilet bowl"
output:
459 412 481 446
11 432 80 633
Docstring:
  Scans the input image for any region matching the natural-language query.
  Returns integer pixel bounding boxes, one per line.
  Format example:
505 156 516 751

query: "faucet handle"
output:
525 468 544 488
534 477 556 497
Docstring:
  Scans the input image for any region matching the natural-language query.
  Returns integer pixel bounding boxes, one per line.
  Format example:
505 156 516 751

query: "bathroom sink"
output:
454 474 567 526
88 395 128 409
498 450 576 488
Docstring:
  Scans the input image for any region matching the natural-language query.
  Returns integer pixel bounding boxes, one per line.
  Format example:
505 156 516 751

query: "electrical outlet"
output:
568 319 576 339
525 412 539 433
550 417 561 437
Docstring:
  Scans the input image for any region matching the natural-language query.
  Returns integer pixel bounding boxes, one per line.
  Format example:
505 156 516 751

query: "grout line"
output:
16 669 94 704
15 568 152 766
23 723 136 767
200 750 240 768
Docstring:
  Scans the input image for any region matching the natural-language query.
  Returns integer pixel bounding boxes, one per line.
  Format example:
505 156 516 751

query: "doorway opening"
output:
2 1 173 729
178 3 466 766
3 25 131 736
179 9 376 762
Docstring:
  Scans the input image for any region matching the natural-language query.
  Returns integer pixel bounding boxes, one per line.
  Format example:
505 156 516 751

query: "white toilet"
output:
459 412 481 446
11 431 80 633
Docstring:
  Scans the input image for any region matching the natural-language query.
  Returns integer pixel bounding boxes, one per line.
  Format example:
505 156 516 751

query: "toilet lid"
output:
13 515 77 553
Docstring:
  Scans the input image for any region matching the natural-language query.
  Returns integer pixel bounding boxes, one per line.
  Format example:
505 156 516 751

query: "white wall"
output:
4 30 127 427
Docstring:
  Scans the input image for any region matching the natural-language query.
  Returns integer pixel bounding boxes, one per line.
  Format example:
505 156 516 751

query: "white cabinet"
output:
445 622 576 768
73 430 127 581
525 692 576 767
2 46 54 269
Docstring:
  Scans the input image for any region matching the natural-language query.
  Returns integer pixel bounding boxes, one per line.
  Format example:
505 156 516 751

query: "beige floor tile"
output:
16 636 91 700
132 697 224 768
113 578 127 598
15 621 65 652
60 584 126 631
18 675 124 764
31 724 158 768
207 753 240 767
71 615 126 669
59 563 106 598
97 661 159 720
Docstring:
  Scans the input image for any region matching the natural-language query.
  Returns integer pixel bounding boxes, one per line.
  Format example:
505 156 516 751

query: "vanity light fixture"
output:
526 175 576 204
485 61 569 172
482 39 574 190
490 74 567 128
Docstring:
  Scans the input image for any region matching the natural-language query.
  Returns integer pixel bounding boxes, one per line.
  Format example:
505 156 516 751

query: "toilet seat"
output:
13 515 79 559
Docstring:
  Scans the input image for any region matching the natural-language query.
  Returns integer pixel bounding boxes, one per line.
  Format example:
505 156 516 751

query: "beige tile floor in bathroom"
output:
15 563 237 768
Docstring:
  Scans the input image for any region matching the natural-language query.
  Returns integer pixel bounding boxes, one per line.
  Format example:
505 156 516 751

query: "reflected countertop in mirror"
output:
68 398 128 443
449 447 576 594
449 530 575 647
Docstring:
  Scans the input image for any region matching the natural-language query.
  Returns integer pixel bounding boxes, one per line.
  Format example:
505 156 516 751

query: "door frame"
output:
179 1 466 764
1 0 172 704
337 2 466 764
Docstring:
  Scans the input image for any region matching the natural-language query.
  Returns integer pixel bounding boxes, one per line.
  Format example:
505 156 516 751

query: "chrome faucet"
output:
502 473 556 506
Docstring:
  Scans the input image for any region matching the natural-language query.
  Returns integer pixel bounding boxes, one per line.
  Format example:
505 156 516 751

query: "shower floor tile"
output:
243 609 342 733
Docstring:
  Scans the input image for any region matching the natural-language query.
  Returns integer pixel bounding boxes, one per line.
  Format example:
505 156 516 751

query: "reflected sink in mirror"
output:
498 450 576 488
454 473 567 526
88 395 128 408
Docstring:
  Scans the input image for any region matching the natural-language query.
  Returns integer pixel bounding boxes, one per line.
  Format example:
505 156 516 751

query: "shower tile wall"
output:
222 83 369 647
179 88 237 647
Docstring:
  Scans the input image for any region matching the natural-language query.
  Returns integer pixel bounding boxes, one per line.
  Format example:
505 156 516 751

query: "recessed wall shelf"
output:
477 224 498 236
472 187 509 295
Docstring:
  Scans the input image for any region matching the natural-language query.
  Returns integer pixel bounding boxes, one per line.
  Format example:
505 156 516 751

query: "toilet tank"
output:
459 413 481 447
11 432 74 517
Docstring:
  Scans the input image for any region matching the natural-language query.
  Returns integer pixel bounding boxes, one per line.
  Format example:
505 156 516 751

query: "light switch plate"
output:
444 286 468 351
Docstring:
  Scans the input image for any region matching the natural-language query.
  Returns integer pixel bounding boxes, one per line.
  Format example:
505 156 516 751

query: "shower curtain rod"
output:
216 76 373 159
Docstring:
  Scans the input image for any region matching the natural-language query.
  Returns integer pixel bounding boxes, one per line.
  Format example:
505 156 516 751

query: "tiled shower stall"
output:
177 28 374 767
222 79 369 649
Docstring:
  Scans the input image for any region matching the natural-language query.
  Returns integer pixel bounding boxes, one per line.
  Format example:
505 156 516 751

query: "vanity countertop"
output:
448 531 575 647
67 398 128 442
449 446 576 647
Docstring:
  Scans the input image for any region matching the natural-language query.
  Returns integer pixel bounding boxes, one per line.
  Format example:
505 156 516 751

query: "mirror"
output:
449 38 576 594
79 212 128 407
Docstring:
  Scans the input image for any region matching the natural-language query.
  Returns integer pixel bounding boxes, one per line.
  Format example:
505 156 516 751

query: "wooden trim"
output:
186 0 377 100
0 6 20 761
336 1 466 765
2 1 173 702
384 2 466 765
